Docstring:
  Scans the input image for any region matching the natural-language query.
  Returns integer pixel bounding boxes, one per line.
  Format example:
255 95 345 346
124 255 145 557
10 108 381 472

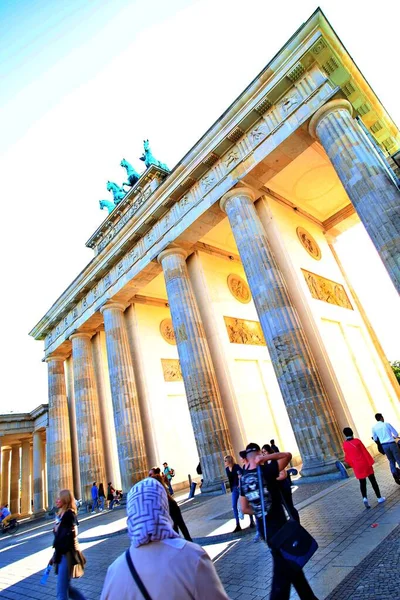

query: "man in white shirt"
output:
372 413 400 482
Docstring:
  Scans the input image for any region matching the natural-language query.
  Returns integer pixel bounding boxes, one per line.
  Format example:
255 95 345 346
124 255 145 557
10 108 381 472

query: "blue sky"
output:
0 0 399 412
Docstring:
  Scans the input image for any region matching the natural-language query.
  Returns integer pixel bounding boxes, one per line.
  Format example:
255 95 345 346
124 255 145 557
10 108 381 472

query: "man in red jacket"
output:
343 427 386 509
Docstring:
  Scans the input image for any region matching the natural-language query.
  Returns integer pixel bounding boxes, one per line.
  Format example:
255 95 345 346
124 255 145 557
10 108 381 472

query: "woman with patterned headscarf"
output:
100 477 228 600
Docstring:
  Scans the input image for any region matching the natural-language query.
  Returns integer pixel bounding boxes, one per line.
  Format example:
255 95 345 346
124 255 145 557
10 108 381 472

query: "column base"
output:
200 479 228 494
300 457 340 478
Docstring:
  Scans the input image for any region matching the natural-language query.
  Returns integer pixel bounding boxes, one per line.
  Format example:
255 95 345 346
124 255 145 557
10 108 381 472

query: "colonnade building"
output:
29 10 400 506
0 406 48 515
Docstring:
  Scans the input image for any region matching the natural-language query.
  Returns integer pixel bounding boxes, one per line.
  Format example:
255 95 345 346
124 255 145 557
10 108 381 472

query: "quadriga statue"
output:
140 139 169 171
107 181 126 204
99 199 116 214
120 158 141 188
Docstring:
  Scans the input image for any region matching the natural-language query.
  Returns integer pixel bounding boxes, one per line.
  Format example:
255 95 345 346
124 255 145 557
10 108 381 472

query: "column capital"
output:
157 246 187 265
220 186 255 213
69 332 93 342
309 99 353 139
45 355 65 364
100 301 126 315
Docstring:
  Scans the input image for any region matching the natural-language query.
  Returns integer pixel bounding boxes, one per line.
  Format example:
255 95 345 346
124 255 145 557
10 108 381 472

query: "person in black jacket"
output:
224 455 255 533
49 489 86 600
149 468 192 541
262 444 299 522
240 444 318 600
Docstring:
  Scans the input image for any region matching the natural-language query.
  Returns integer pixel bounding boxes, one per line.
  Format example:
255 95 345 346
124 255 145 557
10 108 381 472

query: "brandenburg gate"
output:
28 9 400 505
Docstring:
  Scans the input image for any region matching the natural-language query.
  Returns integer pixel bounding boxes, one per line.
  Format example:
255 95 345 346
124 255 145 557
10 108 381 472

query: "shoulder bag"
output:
268 489 318 571
125 549 152 600
71 526 86 579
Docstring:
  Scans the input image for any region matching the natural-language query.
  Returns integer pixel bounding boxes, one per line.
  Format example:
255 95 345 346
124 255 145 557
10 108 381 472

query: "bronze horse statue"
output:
140 139 169 171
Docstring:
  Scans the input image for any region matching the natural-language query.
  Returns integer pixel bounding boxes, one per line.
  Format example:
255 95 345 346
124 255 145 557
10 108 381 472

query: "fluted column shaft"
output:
100 303 147 490
1 448 11 505
221 188 342 476
33 431 44 512
125 304 158 468
10 445 20 514
21 440 31 515
309 99 400 293
65 357 82 501
70 334 105 501
46 357 73 506
43 440 48 508
92 332 120 487
158 248 234 491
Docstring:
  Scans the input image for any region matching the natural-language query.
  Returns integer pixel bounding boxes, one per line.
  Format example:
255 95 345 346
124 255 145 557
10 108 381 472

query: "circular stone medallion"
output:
160 318 176 345
296 227 321 261
227 274 251 303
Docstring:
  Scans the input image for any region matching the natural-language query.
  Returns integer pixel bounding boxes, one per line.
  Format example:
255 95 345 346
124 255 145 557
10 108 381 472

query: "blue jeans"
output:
382 442 400 474
57 554 86 600
167 480 173 495
98 497 105 510
231 486 240 522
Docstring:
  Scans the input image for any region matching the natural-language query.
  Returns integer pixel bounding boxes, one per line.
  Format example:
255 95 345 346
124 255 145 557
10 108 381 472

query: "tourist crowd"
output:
39 412 400 600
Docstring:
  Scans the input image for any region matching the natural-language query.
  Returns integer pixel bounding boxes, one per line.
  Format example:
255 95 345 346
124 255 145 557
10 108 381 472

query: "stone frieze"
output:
224 316 266 346
161 359 183 381
296 227 321 260
301 269 353 309
227 274 251 303
160 318 176 345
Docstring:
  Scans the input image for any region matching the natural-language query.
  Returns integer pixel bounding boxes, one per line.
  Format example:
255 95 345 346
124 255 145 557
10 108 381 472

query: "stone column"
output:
20 440 31 515
187 252 246 456
10 444 20 514
125 304 158 468
158 247 234 491
70 333 105 502
43 438 48 508
0 441 2 503
309 99 400 294
30 444 33 509
65 356 82 500
33 431 44 513
220 187 342 476
46 357 74 506
1 448 11 505
92 332 120 487
100 303 147 490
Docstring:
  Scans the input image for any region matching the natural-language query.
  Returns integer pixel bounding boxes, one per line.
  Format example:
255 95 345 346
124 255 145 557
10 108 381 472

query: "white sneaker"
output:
91 511 95 514
377 497 386 504
363 497 371 509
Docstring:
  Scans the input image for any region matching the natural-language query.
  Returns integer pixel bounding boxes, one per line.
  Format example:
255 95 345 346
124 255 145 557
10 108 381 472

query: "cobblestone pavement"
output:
325 524 400 600
0 457 398 600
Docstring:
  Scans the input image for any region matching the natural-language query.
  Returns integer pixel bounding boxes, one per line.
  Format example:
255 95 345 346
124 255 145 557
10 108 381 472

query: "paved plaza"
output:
0 458 399 600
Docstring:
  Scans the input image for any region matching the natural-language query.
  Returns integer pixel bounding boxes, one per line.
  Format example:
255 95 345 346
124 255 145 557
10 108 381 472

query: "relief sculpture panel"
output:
302 269 353 310
160 318 177 345
296 227 321 260
227 274 251 303
161 359 183 382
224 317 266 345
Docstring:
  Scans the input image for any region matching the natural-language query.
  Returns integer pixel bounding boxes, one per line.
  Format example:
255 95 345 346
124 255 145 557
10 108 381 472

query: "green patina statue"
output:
140 139 169 171
120 158 141 188
99 199 116 214
107 181 126 204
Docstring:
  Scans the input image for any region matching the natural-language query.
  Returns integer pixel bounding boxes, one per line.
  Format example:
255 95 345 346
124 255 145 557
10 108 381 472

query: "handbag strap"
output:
256 465 268 541
278 488 296 522
125 550 153 600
